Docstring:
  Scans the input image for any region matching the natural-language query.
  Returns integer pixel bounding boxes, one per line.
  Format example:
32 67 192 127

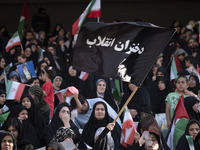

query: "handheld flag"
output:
5 31 21 52
170 56 182 81
120 107 136 147
166 95 190 150
73 22 175 87
79 71 89 81
18 0 30 40
6 80 25 100
37 46 45 62
72 0 101 35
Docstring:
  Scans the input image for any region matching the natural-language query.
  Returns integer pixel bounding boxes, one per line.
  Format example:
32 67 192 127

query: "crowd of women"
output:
0 19 199 150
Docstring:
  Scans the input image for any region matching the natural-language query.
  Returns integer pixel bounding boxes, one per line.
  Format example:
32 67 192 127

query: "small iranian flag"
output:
79 71 89 81
6 80 25 100
5 31 21 52
170 56 182 81
37 46 45 62
120 107 136 147
72 0 101 35
167 95 190 150
54 88 72 103
18 0 30 40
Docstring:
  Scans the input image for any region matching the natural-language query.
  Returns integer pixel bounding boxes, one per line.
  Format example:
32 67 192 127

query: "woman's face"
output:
189 123 200 140
59 106 70 120
189 76 197 88
21 97 31 109
145 134 159 150
156 71 164 77
192 102 199 113
128 83 136 92
0 94 6 105
40 62 48 71
97 81 106 94
1 135 14 150
17 56 26 64
8 125 19 140
24 48 31 57
54 78 62 87
0 58 5 68
44 57 50 65
18 110 28 120
68 66 77 77
95 104 106 120
158 80 166 91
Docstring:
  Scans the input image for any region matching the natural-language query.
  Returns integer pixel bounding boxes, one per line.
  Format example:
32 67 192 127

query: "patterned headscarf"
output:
52 127 75 142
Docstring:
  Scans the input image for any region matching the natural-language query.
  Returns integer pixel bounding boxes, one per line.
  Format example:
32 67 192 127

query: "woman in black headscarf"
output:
184 96 200 121
42 102 80 146
176 120 200 150
0 130 17 150
2 105 41 148
46 141 65 150
61 65 85 95
3 117 34 150
187 75 199 95
148 77 171 114
79 101 122 150
28 85 50 125
120 82 151 121
20 94 46 139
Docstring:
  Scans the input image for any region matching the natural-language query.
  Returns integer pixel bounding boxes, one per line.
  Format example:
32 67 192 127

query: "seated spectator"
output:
42 102 80 146
78 101 122 149
0 130 17 150
176 120 200 150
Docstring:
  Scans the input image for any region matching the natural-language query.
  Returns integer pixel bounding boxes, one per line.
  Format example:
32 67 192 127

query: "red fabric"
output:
22 0 30 22
175 56 182 73
174 95 190 123
42 81 54 117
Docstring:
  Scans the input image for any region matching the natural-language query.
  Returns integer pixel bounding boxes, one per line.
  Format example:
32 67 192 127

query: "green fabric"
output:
173 117 189 149
186 135 194 150
0 111 10 125
165 92 188 120
113 79 121 104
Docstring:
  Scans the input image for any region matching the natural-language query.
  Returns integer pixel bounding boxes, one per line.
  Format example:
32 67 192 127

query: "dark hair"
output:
70 94 86 110
176 75 188 83
185 56 195 65
41 66 56 81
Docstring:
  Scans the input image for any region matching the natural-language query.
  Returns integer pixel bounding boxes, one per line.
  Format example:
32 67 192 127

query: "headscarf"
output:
184 96 200 121
28 85 49 114
20 94 46 134
0 130 17 150
42 102 80 145
176 120 200 150
81 101 121 149
52 127 75 142
53 76 63 91
187 75 200 95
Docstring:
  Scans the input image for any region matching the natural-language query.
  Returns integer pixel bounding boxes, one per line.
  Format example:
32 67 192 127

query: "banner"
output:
73 22 175 87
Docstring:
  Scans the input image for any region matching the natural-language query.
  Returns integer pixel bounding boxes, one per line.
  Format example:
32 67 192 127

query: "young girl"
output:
165 76 198 128
41 66 56 120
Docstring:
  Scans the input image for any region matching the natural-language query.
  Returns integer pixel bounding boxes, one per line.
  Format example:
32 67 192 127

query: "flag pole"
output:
113 86 139 123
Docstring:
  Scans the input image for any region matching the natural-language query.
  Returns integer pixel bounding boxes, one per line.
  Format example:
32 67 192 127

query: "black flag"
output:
73 22 175 87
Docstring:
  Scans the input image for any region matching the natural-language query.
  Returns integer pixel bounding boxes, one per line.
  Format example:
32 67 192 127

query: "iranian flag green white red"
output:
37 46 45 62
18 0 30 40
6 80 25 100
5 31 21 52
167 95 190 150
170 56 182 81
120 107 136 147
79 71 89 81
72 0 101 35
